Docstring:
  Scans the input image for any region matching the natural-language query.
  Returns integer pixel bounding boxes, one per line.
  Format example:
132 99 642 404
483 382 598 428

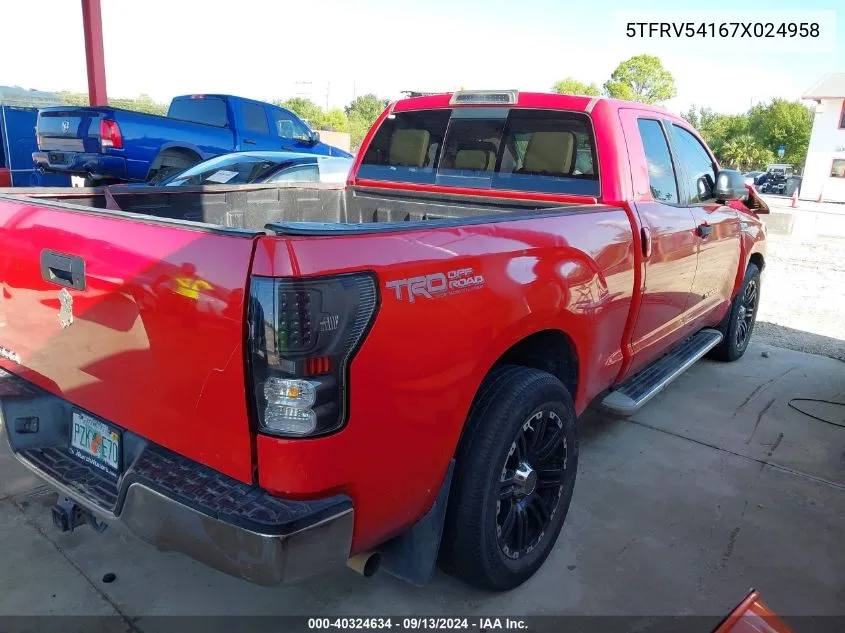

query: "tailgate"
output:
37 108 104 153
0 196 259 483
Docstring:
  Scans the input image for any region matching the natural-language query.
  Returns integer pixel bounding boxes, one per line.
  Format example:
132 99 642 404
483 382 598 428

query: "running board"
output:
602 329 723 416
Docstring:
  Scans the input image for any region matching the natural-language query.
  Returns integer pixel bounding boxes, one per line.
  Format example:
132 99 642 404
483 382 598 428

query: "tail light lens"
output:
247 273 378 437
100 119 123 149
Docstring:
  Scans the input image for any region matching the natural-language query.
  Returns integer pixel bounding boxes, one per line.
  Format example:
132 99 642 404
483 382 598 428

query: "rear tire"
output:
440 365 578 591
710 263 761 362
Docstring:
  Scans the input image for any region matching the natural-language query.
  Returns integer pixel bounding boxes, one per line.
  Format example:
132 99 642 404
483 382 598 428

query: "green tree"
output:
109 93 166 115
345 94 389 149
551 77 600 97
320 108 350 132
603 54 676 105
683 105 750 161
747 98 813 167
57 90 89 107
274 97 325 127
720 134 775 171
344 93 388 122
57 91 167 115
348 114 374 150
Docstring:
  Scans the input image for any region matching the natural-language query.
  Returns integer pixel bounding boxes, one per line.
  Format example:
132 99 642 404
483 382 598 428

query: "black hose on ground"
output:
787 398 845 428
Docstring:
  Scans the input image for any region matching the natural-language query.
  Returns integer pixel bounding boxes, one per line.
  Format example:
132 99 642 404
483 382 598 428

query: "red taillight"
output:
247 274 378 437
100 119 123 150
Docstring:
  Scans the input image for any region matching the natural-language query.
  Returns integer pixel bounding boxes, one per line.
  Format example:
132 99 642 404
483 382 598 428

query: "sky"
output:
2 0 842 116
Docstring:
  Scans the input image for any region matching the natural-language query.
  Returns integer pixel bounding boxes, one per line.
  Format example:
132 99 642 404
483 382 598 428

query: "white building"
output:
801 74 845 203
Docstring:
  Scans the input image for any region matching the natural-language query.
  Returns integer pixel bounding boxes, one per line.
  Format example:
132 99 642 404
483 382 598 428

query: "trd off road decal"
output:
385 267 485 303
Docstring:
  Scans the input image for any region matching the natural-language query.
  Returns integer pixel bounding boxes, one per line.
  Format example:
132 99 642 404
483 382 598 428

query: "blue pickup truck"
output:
32 94 351 185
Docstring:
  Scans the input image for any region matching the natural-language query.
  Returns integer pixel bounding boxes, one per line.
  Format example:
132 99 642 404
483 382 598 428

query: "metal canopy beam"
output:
81 0 108 106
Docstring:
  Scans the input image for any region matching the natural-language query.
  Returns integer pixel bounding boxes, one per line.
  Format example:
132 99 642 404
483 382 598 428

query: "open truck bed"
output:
3 182 575 232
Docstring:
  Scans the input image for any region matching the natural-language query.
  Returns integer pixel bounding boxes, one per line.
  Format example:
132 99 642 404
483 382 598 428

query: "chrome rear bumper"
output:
1 368 353 586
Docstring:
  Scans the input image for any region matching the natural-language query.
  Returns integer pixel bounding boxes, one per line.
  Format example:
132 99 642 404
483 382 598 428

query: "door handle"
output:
41 250 86 290
242 139 256 145
697 223 713 238
640 226 652 258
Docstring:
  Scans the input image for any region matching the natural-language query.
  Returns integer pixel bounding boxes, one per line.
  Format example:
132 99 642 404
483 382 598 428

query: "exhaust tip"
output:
347 551 381 578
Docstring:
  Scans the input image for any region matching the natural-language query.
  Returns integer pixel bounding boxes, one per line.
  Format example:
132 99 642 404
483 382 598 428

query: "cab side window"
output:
672 125 717 204
637 119 678 204
241 102 269 135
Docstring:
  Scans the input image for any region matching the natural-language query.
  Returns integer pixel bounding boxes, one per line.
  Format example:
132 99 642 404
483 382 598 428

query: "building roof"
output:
803 74 845 100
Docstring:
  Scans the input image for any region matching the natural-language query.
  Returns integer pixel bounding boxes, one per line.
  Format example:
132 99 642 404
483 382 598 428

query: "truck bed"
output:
2 183 574 233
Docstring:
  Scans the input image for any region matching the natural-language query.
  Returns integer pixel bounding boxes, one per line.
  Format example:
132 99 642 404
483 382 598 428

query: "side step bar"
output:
602 329 723 416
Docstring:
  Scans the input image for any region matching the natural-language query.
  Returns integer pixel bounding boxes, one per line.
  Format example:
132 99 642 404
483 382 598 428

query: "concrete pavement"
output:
1 342 844 624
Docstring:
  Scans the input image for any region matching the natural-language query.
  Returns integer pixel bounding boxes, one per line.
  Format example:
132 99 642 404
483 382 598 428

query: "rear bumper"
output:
32 151 127 179
0 368 353 586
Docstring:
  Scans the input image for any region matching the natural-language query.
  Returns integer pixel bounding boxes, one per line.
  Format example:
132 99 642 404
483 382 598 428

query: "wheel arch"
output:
145 145 203 180
495 329 579 398
455 328 580 459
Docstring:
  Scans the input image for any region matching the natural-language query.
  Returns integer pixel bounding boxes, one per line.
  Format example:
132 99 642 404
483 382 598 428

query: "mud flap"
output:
378 459 454 586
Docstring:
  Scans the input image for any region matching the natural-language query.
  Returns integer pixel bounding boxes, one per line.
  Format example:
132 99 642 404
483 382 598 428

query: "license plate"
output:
69 411 120 476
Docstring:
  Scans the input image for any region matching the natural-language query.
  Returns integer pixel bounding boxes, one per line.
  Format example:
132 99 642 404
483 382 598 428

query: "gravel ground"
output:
754 202 845 362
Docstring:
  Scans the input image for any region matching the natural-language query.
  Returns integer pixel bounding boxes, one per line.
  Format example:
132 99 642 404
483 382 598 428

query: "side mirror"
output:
714 169 748 201
309 130 320 145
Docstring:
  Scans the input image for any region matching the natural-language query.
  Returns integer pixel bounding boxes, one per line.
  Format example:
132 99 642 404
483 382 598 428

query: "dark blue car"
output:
32 94 351 185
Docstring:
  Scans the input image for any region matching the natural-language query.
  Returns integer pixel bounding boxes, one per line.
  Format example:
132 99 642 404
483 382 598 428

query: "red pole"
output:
81 0 108 106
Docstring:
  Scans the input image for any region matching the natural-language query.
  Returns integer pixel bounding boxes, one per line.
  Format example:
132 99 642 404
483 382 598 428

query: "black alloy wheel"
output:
735 277 758 350
496 409 568 560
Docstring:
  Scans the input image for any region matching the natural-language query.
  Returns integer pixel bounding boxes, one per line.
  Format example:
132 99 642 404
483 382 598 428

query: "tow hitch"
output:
51 497 108 533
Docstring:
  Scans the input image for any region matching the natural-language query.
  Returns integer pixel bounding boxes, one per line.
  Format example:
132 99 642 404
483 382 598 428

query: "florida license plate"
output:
69 410 120 476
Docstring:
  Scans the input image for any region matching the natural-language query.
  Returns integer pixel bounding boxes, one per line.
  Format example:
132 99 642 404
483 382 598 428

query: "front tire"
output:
710 263 761 362
440 365 578 590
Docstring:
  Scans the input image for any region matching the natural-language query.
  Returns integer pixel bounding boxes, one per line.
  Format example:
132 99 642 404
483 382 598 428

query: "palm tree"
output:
721 135 759 171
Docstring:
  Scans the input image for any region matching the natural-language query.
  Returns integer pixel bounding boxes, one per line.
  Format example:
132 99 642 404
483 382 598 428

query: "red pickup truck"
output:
0 91 767 591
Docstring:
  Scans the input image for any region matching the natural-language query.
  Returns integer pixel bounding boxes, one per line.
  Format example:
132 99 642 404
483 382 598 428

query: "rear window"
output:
241 102 269 135
359 107 599 196
168 97 228 127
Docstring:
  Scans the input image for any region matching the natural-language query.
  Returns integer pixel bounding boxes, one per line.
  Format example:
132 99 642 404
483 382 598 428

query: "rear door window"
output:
637 119 678 204
168 97 228 127
358 108 598 195
241 102 270 136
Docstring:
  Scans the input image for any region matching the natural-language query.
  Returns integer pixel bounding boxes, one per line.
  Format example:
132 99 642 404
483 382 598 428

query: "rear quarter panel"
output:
252 207 636 551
